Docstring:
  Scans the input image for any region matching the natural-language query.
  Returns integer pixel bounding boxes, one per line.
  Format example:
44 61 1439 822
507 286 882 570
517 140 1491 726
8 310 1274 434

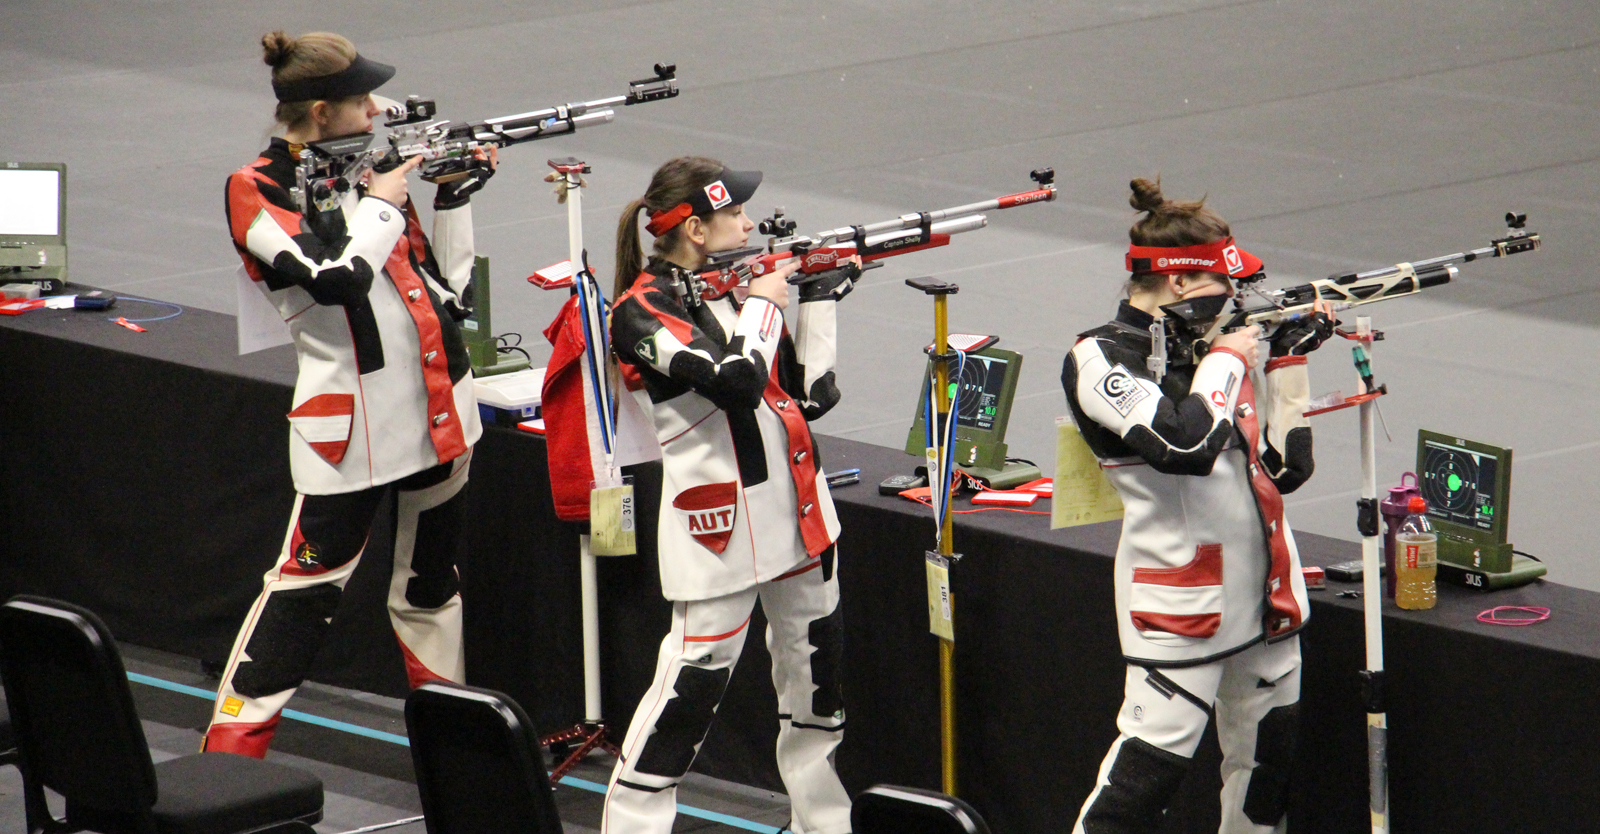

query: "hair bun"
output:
261 31 297 69
1128 177 1166 215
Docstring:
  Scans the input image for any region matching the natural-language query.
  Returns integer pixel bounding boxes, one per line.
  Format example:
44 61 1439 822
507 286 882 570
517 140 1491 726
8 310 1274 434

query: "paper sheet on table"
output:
1051 416 1124 529
236 265 292 354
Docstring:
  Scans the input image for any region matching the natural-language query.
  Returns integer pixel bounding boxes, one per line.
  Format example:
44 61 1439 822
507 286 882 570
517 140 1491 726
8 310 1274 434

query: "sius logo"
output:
1095 364 1150 417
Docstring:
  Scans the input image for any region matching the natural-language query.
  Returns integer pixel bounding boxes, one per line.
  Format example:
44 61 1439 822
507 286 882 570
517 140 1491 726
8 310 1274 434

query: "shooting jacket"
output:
611 258 842 601
1063 301 1313 667
226 138 481 495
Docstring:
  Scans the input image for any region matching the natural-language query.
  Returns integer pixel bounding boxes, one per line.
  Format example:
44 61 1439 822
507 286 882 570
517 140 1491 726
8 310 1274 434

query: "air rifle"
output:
1151 212 1541 378
291 63 679 214
695 168 1058 297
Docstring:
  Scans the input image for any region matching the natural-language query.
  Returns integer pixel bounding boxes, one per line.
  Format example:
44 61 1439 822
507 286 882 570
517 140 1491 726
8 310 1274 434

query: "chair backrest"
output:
405 682 562 834
0 595 158 811
852 785 992 834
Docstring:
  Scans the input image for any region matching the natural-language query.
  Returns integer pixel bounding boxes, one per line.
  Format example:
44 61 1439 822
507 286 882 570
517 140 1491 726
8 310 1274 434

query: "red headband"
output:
645 203 693 237
1126 236 1263 279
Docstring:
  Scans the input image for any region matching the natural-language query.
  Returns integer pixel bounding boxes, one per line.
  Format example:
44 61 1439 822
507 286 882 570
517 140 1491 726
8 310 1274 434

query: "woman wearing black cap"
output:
203 31 492 757
1061 178 1335 833
603 157 857 834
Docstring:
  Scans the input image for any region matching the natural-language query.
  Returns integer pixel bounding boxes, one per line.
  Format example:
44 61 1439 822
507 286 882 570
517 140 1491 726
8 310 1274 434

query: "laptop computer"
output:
0 162 68 293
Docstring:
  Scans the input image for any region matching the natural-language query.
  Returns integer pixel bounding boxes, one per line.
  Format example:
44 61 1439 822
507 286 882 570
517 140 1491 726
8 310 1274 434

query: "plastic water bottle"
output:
1395 496 1437 610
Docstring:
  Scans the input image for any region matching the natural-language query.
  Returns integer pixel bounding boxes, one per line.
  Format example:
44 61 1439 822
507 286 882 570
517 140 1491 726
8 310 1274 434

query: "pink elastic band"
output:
1476 606 1550 626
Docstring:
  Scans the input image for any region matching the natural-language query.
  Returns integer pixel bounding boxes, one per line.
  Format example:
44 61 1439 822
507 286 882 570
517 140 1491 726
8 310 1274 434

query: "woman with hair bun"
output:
601 157 858 834
203 30 494 757
1062 178 1335 833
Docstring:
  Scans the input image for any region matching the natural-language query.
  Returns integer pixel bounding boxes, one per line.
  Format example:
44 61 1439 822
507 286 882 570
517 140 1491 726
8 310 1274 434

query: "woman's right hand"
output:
1211 325 1261 369
367 155 424 206
748 259 801 311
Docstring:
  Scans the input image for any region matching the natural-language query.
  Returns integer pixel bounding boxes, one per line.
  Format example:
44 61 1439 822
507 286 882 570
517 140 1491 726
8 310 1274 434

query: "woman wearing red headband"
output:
203 31 494 757
1062 178 1334 833
603 157 859 834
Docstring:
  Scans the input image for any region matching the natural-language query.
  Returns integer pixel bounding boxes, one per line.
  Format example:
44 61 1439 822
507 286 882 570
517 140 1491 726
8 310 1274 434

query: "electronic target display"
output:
1415 430 1512 546
904 346 1024 471
950 352 1009 432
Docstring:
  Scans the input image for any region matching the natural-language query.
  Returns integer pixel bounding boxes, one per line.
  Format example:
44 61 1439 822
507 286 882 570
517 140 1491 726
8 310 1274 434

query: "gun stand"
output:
907 275 962 796
535 156 621 780
463 257 531 377
1303 316 1390 833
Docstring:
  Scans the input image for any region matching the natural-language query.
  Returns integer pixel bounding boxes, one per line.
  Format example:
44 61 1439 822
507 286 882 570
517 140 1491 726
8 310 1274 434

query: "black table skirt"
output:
5 300 1599 834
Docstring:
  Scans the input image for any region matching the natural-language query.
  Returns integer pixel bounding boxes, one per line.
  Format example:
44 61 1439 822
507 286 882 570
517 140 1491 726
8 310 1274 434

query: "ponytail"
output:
614 199 649 298
611 156 727 298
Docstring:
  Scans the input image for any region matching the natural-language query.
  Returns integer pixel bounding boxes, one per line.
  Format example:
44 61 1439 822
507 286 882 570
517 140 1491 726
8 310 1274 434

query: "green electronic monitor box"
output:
904 346 1036 487
1415 429 1515 573
0 162 68 287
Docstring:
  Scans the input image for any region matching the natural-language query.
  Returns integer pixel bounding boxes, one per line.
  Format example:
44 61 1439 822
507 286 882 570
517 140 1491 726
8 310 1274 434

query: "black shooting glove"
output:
798 261 862 303
1269 311 1336 357
433 164 495 211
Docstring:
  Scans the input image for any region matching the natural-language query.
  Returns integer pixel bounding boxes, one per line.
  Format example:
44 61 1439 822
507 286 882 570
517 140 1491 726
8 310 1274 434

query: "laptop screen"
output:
0 165 65 241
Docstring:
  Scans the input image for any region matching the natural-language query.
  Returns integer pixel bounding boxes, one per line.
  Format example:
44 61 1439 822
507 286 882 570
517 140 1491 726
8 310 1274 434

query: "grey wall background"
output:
5 0 1598 587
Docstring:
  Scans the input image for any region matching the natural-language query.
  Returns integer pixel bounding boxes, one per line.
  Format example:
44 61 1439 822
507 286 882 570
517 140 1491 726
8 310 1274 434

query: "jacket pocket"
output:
1129 543 1224 639
288 393 355 465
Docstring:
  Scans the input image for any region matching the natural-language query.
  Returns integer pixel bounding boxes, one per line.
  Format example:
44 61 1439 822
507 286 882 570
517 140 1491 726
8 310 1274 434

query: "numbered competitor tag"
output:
925 551 954 641
1052 416 1124 529
589 477 637 556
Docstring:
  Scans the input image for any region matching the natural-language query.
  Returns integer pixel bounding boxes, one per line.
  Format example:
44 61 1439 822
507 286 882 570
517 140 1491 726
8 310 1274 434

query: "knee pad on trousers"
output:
404 491 465 609
807 606 844 718
1243 703 1300 826
1082 737 1191 834
232 585 343 698
633 665 730 779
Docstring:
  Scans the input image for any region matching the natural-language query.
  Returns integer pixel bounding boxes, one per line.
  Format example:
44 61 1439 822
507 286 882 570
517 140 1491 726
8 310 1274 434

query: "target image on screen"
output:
1420 439 1498 532
1415 430 1512 547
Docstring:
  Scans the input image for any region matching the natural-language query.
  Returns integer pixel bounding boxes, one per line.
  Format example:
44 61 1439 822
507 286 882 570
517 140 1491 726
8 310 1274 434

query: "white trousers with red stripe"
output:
1074 636 1302 834
202 454 470 757
604 554 851 834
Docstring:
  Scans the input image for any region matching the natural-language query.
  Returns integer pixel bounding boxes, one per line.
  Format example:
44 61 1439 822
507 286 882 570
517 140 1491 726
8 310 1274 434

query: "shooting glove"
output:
798 262 861 303
433 165 495 211
1269 311 1336 357
543 170 588 204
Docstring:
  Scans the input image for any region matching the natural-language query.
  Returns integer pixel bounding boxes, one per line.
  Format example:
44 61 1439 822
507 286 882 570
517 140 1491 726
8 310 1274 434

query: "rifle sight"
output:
759 208 797 237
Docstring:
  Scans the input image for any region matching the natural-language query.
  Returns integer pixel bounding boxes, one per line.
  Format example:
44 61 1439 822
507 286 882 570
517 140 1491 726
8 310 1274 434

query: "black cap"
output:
685 168 762 215
273 53 396 103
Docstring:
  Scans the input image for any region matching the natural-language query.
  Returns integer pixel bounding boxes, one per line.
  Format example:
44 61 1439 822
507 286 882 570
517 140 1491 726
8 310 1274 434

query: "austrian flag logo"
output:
704 181 731 210
673 482 739 554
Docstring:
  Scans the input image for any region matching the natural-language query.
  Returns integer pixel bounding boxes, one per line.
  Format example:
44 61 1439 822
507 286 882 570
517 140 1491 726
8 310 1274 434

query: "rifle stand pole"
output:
540 157 620 781
1354 316 1388 833
907 275 962 796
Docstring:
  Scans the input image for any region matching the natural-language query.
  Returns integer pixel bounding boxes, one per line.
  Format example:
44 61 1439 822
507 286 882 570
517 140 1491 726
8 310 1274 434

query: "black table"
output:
4 296 1597 834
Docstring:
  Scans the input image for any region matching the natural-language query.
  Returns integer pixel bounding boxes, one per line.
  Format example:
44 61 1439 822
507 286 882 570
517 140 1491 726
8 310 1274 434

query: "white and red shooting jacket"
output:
226 138 481 495
1063 302 1313 667
611 259 843 601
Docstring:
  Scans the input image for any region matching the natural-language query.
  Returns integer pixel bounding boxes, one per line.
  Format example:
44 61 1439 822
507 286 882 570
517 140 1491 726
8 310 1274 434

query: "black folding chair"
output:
0 595 323 834
405 682 563 834
852 785 992 834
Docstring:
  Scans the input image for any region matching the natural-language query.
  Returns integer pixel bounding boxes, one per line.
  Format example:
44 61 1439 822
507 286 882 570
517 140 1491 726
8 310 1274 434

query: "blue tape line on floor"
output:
126 671 778 833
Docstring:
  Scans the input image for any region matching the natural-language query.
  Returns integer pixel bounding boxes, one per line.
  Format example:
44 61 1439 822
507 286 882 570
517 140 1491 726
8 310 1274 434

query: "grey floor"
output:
0 645 792 834
2 9 1596 568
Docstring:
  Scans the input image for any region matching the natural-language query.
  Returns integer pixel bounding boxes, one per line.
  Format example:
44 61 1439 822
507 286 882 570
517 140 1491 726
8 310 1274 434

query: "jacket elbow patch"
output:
273 249 375 307
1125 421 1231 476
802 371 841 420
1264 426 1314 494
